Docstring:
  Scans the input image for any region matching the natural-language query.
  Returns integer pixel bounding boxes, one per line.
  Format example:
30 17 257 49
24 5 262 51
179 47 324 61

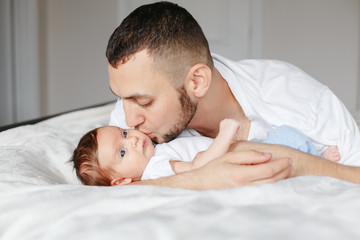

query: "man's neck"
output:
187 69 250 139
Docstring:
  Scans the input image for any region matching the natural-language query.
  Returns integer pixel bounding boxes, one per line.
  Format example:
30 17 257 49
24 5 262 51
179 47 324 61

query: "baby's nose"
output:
127 136 138 146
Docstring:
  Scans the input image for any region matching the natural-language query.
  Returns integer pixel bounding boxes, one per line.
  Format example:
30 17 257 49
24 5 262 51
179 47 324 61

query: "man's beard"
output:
159 86 197 143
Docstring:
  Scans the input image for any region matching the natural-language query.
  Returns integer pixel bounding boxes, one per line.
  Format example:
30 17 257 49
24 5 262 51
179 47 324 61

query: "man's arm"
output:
131 150 292 190
230 141 360 184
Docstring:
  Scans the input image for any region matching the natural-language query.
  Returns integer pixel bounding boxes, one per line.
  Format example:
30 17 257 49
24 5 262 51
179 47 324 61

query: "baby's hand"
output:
218 119 241 140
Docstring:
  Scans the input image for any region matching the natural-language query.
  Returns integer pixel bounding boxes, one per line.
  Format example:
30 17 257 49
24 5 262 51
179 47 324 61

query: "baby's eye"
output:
123 130 127 138
120 149 126 157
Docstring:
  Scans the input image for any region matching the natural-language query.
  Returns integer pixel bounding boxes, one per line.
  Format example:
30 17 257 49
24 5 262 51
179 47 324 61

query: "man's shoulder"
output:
212 52 312 77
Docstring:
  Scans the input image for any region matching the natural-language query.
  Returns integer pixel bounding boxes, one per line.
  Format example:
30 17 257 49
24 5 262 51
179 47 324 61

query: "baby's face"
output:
97 126 155 181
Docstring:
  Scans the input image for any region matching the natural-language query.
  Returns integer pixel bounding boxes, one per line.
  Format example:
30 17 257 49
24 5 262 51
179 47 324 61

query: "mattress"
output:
1 102 360 240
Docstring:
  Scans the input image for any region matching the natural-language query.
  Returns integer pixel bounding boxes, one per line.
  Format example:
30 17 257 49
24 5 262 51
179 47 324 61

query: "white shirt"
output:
110 53 360 166
141 136 213 180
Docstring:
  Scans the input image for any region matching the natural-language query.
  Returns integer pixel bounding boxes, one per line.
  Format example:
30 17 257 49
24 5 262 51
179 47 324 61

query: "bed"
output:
1 102 360 240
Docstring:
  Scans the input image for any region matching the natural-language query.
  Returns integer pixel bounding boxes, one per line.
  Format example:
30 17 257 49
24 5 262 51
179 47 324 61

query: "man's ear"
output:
185 64 212 98
110 178 133 186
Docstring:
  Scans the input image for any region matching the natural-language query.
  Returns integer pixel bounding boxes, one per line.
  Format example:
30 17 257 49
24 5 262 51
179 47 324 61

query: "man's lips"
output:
143 132 153 138
140 131 157 143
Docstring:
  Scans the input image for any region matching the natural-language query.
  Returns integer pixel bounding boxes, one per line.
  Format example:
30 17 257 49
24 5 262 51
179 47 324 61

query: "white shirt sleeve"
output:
214 54 360 166
313 88 360 166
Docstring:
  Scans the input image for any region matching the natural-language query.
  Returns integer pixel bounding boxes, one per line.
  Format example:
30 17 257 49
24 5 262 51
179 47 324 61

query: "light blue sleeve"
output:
253 125 320 157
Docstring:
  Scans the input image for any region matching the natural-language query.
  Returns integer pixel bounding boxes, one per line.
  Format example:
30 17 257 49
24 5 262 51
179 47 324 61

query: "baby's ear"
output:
110 178 133 186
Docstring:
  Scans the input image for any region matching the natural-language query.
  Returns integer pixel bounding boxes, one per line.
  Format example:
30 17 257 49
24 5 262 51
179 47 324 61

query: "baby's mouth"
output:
138 139 146 150
142 140 146 149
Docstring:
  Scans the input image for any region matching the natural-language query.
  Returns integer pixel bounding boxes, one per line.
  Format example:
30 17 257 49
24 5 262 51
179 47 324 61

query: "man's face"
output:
108 50 197 143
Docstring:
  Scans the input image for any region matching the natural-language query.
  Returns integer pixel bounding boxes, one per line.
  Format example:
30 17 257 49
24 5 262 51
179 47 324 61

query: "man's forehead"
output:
109 73 172 99
107 52 176 99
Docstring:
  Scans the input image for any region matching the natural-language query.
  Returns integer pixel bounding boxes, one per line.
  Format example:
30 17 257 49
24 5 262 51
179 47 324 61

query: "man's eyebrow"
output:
123 94 152 100
108 87 152 99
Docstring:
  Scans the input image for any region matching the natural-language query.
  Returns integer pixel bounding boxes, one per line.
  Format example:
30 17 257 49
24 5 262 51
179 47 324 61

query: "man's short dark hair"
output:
105 1 213 83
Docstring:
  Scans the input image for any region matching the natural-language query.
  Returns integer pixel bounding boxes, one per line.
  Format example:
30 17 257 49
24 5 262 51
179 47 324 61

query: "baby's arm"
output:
171 119 241 174
196 119 241 165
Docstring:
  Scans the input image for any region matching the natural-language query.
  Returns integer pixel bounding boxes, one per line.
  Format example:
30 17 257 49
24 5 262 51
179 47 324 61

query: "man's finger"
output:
232 157 292 183
251 161 292 185
224 150 273 165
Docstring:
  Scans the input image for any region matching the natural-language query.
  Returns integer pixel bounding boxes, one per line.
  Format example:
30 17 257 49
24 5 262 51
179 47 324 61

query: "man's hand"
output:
133 140 360 189
133 149 292 190
188 150 292 189
229 141 360 185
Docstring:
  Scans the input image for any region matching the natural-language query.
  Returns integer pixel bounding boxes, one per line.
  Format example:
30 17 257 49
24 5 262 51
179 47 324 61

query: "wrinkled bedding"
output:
1 103 360 240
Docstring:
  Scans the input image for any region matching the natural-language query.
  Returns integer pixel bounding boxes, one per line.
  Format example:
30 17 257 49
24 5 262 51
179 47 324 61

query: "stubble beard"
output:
158 86 197 143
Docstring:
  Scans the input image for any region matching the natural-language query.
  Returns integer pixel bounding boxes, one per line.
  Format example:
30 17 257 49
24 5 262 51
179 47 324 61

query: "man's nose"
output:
123 101 145 128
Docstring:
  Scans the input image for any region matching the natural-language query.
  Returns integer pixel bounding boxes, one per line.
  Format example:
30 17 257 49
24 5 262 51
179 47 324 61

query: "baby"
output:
70 119 340 186
71 119 242 186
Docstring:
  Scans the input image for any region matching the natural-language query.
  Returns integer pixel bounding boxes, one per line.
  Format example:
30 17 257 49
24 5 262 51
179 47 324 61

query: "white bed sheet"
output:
1 103 360 240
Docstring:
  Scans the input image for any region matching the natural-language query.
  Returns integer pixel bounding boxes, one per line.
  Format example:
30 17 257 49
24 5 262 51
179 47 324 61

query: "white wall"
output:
118 0 253 61
0 0 14 125
1 0 359 126
43 0 118 115
261 0 360 112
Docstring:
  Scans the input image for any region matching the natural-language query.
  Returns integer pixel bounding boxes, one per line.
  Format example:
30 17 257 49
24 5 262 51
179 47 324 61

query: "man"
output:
105 2 360 189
